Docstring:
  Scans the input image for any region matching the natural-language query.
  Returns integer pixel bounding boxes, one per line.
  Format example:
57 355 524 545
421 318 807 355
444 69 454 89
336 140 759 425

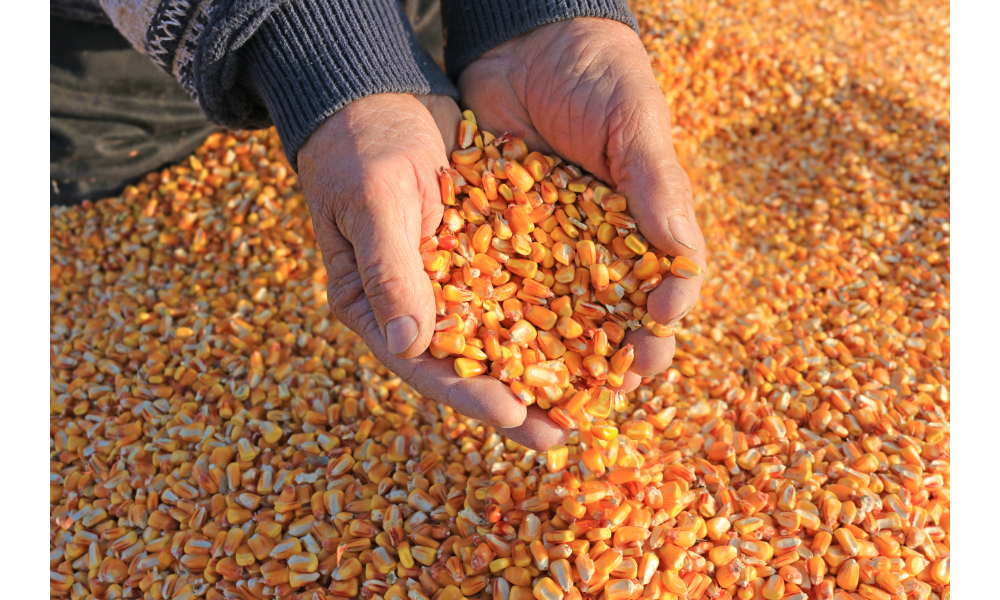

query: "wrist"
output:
480 17 643 75
441 0 639 79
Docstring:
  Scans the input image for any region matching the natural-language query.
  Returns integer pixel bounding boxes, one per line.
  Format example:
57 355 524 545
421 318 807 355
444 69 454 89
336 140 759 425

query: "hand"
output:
298 93 569 449
459 17 707 393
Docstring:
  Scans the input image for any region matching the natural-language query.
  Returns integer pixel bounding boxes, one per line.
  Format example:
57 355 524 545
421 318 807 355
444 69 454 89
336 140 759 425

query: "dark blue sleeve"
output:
440 0 639 78
194 0 458 171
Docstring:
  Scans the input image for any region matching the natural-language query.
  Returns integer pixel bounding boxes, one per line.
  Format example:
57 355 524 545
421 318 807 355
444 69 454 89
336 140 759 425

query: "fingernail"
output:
385 315 419 355
668 215 699 252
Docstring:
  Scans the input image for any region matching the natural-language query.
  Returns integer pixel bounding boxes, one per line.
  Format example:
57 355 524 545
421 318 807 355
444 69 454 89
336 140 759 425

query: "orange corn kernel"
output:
669 256 701 279
454 358 486 378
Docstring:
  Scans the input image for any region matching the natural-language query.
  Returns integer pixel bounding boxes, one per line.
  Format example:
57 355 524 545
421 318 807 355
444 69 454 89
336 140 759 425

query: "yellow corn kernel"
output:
454 358 486 378
532 578 564 600
547 445 569 472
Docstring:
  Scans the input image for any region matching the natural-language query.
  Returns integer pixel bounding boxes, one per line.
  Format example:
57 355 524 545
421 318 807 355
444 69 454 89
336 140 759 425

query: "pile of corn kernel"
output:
50 1 949 600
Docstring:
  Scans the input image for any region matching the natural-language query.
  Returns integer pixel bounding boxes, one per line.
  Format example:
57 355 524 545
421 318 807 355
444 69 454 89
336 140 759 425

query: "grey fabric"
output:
50 16 219 205
51 0 112 24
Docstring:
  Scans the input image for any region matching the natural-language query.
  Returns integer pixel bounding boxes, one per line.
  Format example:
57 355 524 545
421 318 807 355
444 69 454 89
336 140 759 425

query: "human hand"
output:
458 17 707 392
298 93 569 449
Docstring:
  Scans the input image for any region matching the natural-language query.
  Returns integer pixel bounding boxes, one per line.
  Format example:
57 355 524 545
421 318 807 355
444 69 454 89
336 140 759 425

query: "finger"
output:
617 370 643 394
623 326 676 377
608 369 643 394
299 95 450 359
346 168 440 359
607 89 703 259
396 352 529 429
646 221 708 326
620 151 701 259
418 95 463 156
497 405 571 451
324 262 529 429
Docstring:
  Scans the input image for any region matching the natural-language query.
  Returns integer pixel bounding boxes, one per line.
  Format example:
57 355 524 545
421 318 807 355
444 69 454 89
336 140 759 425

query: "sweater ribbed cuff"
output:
441 0 639 78
242 0 458 171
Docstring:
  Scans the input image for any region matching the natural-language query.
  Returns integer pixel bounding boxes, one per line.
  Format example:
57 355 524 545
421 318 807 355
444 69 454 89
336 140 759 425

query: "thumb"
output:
348 170 439 359
609 95 701 259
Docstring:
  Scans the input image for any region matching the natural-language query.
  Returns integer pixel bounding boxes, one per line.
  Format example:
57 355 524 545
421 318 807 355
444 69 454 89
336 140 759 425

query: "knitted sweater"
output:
51 1 638 169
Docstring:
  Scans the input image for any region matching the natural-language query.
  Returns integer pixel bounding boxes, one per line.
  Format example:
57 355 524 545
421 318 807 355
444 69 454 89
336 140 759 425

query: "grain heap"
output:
50 1 950 600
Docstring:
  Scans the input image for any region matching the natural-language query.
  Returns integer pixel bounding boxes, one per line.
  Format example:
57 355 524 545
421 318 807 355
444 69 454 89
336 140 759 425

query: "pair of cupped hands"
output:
297 18 706 450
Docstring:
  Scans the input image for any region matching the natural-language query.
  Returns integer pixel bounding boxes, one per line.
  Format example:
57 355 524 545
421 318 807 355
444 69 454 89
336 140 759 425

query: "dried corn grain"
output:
50 2 949 600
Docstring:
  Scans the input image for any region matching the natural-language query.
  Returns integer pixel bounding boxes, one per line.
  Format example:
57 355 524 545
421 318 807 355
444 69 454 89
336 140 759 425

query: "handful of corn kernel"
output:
423 110 700 434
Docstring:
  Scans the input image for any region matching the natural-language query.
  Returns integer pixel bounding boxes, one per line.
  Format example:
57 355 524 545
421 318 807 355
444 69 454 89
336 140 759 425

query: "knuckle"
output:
333 163 406 231
323 252 372 330
421 201 445 237
355 314 384 352
322 247 358 288
394 358 420 387
360 169 418 211
656 164 692 215
325 279 362 325
360 261 410 312
341 165 427 240
393 356 434 399
440 383 459 412
356 165 398 198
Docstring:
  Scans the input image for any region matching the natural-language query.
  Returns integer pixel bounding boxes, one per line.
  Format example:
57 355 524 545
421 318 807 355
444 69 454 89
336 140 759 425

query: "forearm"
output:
99 0 458 170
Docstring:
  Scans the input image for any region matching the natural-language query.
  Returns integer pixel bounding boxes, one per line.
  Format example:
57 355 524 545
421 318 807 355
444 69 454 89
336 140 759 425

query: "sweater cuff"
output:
441 0 639 78
240 0 458 170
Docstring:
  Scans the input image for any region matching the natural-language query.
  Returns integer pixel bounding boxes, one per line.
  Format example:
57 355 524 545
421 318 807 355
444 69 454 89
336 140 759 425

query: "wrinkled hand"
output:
298 93 568 449
460 17 707 392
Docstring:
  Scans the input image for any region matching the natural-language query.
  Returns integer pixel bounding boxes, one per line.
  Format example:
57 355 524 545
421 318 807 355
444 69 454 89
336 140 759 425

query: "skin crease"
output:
296 18 706 450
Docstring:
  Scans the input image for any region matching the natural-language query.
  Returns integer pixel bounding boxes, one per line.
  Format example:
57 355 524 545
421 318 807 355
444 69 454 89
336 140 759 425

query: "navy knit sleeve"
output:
440 0 639 78
220 0 458 170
